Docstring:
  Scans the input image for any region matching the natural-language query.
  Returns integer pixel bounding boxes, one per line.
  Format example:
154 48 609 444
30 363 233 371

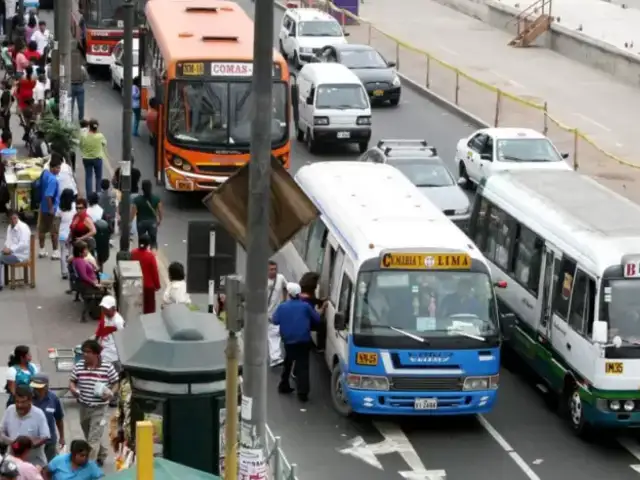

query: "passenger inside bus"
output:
354 271 497 337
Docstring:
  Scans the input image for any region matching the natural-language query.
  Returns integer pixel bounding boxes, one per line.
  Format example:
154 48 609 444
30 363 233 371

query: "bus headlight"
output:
609 400 621 411
463 375 499 391
346 374 389 391
314 116 329 126
171 156 192 172
392 75 401 87
356 116 371 126
625 400 635 412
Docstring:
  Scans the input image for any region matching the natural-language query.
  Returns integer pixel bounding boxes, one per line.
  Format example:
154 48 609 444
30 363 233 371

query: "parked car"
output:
456 127 571 188
316 43 401 106
109 38 140 91
360 139 470 227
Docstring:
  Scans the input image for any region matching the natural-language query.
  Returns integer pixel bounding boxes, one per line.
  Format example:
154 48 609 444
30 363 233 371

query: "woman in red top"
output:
69 197 97 246
16 66 35 111
131 234 161 314
24 41 40 64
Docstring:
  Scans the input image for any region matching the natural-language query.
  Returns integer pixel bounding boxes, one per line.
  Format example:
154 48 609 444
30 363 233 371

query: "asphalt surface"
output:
78 1 640 478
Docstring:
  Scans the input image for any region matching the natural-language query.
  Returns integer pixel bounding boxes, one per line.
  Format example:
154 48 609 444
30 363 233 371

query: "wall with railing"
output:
289 0 640 205
266 424 299 480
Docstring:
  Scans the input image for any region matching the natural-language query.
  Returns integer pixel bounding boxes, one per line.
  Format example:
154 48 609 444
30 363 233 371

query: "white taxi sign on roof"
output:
211 62 253 77
624 259 640 278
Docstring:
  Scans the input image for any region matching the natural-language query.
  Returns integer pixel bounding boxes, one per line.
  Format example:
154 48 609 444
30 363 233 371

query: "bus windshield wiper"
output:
448 329 485 342
366 324 428 343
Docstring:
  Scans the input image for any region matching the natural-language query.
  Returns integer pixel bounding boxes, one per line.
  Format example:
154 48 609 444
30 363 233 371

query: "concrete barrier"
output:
436 0 640 88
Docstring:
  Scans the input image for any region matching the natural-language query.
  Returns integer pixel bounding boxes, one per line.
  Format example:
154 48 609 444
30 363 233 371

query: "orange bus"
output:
71 0 146 67
143 0 291 192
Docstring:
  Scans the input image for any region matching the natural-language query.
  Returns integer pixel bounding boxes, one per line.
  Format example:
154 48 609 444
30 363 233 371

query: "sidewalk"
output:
326 0 640 204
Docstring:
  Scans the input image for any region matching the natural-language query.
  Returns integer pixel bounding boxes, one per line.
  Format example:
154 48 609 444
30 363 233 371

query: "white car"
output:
455 127 572 188
109 38 140 91
278 8 348 69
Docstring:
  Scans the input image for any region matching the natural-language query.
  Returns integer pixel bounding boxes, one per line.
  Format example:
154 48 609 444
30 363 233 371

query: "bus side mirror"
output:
334 312 346 331
592 320 608 343
306 95 313 105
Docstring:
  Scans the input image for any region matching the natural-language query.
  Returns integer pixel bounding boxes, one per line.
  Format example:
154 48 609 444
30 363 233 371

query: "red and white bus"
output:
71 0 146 67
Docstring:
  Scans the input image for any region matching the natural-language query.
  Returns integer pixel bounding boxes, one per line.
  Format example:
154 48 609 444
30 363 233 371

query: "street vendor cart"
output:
1 149 48 221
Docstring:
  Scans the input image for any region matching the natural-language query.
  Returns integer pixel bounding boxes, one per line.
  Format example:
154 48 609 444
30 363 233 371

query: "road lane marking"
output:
573 112 612 132
338 436 384 470
489 70 525 89
617 437 640 474
477 415 541 480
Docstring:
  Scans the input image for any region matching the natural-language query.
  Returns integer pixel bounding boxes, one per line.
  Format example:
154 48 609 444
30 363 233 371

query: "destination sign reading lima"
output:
176 61 283 78
380 252 471 270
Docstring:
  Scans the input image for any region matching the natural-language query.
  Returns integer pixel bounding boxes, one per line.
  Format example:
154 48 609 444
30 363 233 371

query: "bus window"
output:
305 219 327 273
353 270 498 337
338 274 353 322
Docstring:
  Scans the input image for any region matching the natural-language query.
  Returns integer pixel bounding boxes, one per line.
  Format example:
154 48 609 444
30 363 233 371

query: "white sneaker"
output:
38 249 48 258
51 249 60 260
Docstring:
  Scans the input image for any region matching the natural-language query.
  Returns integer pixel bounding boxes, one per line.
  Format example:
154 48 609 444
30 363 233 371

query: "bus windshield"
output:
85 0 147 28
354 270 499 339
605 279 640 345
167 80 288 148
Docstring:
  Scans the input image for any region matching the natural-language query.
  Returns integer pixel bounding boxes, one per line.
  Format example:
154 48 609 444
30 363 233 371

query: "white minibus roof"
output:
300 63 361 85
295 161 484 267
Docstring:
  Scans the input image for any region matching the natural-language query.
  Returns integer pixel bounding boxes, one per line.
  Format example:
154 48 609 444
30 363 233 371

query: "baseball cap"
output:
286 282 301 297
30 373 49 389
100 295 117 309
0 455 19 478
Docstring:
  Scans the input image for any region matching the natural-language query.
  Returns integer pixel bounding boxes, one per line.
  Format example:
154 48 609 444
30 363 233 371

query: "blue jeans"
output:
71 84 85 122
136 220 158 249
82 158 103 196
0 253 20 287
133 107 141 136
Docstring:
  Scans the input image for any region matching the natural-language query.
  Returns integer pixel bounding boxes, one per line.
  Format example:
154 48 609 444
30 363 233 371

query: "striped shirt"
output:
70 360 119 407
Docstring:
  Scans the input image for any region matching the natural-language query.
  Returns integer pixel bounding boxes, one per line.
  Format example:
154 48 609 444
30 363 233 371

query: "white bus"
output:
284 161 502 417
469 170 640 436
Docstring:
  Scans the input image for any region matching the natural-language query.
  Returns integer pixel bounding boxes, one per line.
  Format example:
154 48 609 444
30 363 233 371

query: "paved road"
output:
77 0 640 478
318 0 640 205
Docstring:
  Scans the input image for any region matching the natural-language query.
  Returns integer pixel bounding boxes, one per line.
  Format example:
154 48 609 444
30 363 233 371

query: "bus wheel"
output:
331 364 353 417
564 380 592 438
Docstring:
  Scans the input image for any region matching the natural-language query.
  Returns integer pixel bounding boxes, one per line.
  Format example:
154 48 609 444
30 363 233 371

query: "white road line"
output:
438 46 459 57
489 70 525 89
617 437 640 474
573 113 612 132
477 415 541 480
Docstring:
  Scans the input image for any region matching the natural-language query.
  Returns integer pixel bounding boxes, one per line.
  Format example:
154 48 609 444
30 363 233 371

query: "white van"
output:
295 63 372 154
109 38 140 90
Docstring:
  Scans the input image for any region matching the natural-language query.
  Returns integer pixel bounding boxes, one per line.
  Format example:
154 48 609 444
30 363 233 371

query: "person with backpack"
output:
4 345 38 406
130 179 162 250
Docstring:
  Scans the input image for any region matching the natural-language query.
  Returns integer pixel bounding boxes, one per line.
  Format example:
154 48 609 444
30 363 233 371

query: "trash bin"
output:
115 304 241 475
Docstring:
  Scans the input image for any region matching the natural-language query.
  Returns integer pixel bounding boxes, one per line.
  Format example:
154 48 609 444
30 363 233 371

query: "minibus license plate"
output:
415 398 437 410
337 131 351 139
373 89 384 96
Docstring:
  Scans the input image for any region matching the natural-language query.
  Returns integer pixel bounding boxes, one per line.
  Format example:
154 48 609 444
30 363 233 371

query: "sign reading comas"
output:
380 252 471 270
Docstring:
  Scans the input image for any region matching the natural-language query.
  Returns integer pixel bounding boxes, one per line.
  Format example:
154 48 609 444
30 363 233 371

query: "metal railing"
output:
292 0 640 202
508 0 553 36
265 424 299 480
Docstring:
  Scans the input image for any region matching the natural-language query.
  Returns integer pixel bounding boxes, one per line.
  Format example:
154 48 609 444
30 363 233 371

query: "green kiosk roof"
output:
105 458 221 480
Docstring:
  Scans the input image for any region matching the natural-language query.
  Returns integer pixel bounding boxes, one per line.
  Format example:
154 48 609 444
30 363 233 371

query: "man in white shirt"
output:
30 21 50 55
55 159 77 198
87 192 104 222
267 260 287 367
0 210 31 291
95 295 125 368
33 74 47 110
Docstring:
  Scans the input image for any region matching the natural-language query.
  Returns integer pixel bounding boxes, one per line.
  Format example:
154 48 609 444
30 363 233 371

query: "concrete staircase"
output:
508 0 554 47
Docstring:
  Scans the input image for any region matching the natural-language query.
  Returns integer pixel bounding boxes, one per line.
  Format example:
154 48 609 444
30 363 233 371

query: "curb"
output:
273 0 489 129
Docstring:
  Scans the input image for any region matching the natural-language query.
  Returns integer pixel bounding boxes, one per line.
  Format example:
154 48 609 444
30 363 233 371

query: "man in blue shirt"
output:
30 374 64 462
45 439 103 480
38 154 62 259
273 282 326 402
439 278 485 319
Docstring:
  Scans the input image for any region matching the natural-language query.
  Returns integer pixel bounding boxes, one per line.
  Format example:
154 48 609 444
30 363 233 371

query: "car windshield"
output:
354 270 499 339
392 161 455 187
496 138 562 163
167 80 288 148
316 84 368 109
299 20 343 37
605 279 640 345
340 49 387 69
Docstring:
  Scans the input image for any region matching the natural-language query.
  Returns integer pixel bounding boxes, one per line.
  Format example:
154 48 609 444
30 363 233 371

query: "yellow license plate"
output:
356 352 378 366
605 362 623 374
373 89 384 96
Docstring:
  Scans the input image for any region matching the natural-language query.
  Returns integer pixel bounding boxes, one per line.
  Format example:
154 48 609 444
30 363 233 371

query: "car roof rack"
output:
377 139 437 157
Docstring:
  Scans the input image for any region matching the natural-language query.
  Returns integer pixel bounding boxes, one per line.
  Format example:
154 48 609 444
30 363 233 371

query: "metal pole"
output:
208 230 217 314
58 0 72 122
223 275 243 480
240 0 274 467
119 0 134 254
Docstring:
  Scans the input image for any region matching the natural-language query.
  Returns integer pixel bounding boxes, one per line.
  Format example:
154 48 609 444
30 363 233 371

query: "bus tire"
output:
296 125 304 142
306 129 318 154
563 377 592 439
279 40 287 59
331 363 353 417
